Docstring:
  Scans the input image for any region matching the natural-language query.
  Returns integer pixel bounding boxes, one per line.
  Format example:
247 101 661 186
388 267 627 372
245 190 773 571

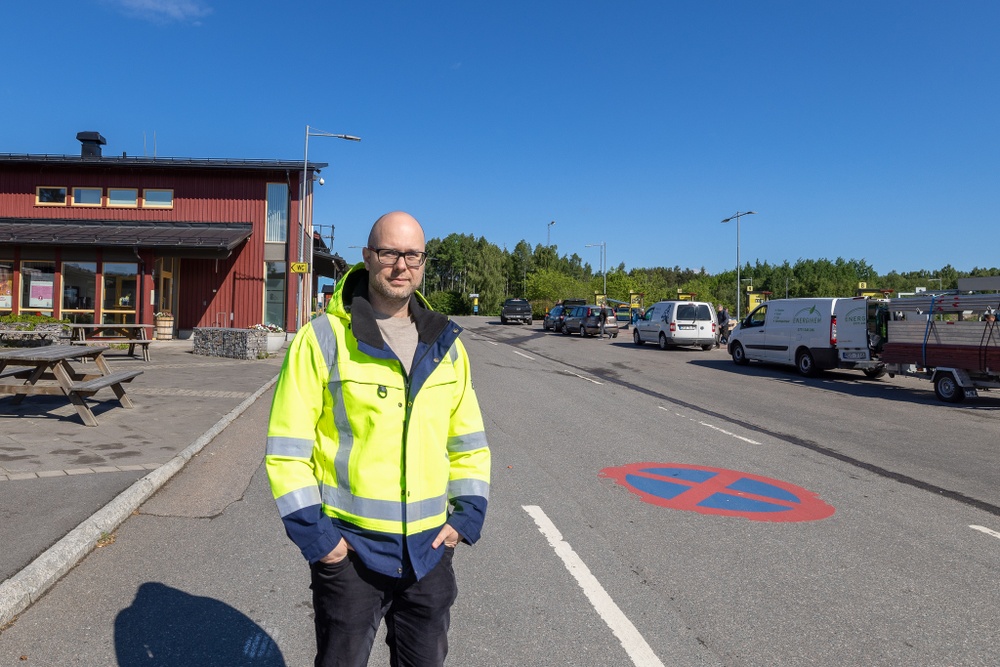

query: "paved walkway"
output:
0 338 285 626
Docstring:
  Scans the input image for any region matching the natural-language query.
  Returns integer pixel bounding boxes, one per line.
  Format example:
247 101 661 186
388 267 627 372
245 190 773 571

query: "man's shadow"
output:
115 582 285 666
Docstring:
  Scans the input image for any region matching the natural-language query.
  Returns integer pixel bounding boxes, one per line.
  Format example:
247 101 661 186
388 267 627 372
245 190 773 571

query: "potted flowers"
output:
250 323 286 353
154 311 175 340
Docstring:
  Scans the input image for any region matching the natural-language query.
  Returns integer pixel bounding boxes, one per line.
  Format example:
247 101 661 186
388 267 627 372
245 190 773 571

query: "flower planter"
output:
266 332 286 353
154 315 175 340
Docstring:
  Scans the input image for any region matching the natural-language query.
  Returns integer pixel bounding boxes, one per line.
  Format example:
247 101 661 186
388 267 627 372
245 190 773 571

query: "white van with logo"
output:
632 300 717 350
728 297 885 377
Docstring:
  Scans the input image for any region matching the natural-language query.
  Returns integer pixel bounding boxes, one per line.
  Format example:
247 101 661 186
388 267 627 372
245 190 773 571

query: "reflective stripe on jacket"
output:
265 263 490 580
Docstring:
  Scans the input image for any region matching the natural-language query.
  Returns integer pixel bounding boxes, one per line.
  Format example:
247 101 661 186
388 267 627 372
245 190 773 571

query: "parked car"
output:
500 297 533 324
632 300 717 350
562 305 618 337
543 305 569 331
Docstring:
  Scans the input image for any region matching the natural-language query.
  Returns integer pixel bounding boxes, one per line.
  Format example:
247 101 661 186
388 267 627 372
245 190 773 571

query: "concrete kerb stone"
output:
0 373 281 629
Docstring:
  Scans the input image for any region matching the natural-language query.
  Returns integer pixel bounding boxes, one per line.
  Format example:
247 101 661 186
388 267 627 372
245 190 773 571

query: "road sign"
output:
290 262 310 273
599 462 835 522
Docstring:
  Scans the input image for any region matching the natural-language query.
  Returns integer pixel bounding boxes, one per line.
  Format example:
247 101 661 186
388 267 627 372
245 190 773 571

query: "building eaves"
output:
0 218 252 250
0 154 328 172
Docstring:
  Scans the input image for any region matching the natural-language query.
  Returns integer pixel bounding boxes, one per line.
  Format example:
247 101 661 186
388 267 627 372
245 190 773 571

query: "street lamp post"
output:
296 125 360 331
547 220 556 246
585 241 607 297
721 211 756 322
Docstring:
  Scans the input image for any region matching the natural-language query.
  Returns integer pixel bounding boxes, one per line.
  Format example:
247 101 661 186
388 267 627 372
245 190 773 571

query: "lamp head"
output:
318 177 325 186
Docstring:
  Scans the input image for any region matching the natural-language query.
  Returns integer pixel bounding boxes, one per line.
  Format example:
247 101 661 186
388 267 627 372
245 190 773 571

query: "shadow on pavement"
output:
114 582 286 666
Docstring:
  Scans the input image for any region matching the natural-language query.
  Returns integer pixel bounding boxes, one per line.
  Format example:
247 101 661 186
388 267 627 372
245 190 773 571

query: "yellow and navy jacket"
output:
266 264 491 580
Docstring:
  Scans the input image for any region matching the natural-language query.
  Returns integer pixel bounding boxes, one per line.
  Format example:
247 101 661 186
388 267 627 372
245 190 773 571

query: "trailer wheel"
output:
934 372 965 403
863 366 887 380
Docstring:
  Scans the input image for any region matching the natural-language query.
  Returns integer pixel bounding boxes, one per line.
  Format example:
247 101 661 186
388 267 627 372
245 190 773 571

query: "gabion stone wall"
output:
192 327 268 360
0 323 69 347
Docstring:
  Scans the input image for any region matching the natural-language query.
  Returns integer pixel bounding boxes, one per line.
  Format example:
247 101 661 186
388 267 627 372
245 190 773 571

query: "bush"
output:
425 291 471 315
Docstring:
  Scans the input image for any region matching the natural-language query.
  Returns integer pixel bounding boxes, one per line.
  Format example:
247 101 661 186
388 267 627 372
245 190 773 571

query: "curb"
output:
0 374 280 629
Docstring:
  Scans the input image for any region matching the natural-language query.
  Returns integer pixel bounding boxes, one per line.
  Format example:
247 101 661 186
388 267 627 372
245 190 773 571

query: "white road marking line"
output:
563 370 603 384
696 421 762 445
970 525 1000 540
656 406 761 444
522 506 665 667
513 350 534 360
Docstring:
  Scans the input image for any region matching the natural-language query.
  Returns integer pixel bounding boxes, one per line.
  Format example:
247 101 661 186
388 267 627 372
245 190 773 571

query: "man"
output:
716 304 730 348
266 211 491 667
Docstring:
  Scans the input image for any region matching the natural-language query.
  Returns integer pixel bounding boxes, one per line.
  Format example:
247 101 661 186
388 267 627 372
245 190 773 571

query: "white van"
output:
728 297 884 377
632 300 717 350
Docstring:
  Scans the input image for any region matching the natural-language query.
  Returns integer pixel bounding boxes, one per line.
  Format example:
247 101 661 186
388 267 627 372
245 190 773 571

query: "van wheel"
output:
863 366 887 379
701 344 713 351
796 350 818 377
633 329 644 345
731 342 749 366
934 372 965 403
658 333 668 350
561 323 570 335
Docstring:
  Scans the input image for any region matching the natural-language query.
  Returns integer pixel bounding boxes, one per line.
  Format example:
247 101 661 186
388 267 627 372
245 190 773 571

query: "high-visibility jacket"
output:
266 264 491 580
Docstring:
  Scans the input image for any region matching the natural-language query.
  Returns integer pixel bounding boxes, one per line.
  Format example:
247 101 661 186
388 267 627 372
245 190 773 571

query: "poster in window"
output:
29 279 54 308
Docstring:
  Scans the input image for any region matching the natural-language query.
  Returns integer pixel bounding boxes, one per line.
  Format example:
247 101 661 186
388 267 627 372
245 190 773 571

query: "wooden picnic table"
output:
69 323 154 362
0 345 143 426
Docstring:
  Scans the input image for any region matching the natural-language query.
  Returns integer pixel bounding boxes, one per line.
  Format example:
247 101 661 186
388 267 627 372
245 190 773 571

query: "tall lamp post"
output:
585 241 607 297
297 125 360 331
547 220 556 246
721 211 756 322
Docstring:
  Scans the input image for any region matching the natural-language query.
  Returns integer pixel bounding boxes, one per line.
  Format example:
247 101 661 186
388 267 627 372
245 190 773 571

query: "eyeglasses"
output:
368 247 428 268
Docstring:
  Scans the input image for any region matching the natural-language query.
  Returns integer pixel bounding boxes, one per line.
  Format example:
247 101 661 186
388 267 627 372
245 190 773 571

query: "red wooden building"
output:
0 131 347 336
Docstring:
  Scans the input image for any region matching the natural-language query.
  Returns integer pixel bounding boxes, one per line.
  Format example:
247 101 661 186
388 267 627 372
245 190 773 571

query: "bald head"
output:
368 211 425 249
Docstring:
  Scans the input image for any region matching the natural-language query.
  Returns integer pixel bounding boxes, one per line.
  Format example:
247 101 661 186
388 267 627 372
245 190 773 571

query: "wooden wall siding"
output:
0 166 304 229
177 236 266 330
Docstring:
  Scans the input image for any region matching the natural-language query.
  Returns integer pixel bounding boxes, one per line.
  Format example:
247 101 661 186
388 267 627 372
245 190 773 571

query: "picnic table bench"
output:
0 345 143 426
69 323 154 362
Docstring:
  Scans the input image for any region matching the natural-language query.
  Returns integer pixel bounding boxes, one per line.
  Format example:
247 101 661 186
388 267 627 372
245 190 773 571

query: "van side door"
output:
636 304 659 342
739 304 769 360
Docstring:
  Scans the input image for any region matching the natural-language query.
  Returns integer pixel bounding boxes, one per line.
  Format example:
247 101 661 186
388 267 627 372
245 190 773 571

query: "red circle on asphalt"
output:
599 462 835 522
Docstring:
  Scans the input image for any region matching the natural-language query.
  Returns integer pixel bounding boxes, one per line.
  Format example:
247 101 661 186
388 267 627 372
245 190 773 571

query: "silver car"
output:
562 305 619 337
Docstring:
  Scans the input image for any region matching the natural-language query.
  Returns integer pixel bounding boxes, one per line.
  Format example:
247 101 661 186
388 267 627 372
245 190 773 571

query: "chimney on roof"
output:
76 131 107 158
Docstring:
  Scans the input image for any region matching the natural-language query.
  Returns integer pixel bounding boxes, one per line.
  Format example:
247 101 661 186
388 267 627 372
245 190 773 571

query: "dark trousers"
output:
310 548 457 667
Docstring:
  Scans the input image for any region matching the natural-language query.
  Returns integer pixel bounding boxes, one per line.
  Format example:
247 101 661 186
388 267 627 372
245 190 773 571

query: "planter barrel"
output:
155 316 175 340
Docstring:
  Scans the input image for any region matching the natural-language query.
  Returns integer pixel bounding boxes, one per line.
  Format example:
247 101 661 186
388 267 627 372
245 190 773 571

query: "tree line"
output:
418 233 999 317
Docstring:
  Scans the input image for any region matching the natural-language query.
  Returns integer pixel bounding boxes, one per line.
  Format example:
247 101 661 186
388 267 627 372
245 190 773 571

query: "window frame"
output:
107 188 139 208
36 186 68 206
71 187 103 207
142 188 174 209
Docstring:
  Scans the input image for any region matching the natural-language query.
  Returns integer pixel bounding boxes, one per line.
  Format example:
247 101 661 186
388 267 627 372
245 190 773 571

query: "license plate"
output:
965 389 979 398
843 351 866 360
679 324 695 330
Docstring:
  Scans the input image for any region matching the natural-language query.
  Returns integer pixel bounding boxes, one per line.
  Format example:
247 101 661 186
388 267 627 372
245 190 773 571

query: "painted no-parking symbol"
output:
599 462 835 522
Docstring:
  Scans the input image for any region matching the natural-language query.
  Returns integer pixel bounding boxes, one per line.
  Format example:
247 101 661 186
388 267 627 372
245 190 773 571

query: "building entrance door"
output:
154 257 178 329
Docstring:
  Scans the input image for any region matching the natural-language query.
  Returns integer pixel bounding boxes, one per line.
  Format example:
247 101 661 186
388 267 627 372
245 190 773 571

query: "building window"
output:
142 189 174 208
101 262 138 324
72 187 103 206
21 261 57 314
265 261 286 329
265 183 288 243
108 188 139 208
61 261 98 324
36 187 67 205
0 262 13 311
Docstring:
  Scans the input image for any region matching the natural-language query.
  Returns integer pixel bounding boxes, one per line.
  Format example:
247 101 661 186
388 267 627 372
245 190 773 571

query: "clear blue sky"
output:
4 1 999 276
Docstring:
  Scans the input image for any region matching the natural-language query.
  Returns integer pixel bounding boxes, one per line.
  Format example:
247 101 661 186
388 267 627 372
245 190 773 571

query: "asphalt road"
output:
1 317 997 666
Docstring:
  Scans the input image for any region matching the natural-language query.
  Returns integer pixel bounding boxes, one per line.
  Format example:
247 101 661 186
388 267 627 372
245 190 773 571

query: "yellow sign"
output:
290 262 310 273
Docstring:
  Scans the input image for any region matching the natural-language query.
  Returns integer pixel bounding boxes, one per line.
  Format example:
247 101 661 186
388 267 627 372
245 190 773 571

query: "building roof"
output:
0 218 252 252
0 154 328 172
